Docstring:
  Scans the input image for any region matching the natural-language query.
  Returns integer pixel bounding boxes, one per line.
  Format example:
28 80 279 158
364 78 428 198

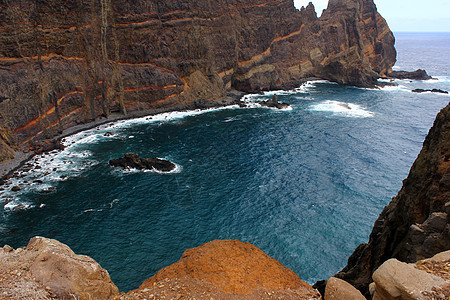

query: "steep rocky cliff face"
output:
0 0 395 162
336 103 450 295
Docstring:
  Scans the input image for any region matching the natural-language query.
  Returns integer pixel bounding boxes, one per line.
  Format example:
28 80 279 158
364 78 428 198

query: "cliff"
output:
0 0 395 162
336 103 450 295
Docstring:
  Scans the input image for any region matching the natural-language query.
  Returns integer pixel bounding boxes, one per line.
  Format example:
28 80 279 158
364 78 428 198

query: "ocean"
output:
1 32 449 291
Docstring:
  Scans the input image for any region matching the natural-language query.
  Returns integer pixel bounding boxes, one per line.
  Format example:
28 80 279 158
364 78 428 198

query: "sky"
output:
294 0 450 32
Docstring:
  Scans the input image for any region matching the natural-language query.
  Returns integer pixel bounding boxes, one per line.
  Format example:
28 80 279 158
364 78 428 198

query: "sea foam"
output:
1 106 241 211
310 100 375 118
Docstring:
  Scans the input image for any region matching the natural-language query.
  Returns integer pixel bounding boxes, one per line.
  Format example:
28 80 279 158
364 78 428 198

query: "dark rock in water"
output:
32 139 65 155
412 88 448 94
387 69 433 80
11 186 21 192
260 95 290 109
110 153 176 172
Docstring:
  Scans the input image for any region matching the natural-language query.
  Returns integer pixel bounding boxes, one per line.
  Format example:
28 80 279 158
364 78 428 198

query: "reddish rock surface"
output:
125 239 321 299
0 0 395 162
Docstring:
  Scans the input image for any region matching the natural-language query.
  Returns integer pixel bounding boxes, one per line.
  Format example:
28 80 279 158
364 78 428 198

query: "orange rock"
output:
138 239 320 297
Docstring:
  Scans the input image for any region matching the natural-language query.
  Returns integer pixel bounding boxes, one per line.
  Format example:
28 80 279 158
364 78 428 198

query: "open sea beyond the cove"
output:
1 32 449 291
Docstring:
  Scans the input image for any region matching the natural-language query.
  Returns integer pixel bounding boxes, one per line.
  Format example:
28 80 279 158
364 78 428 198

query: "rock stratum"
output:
0 0 396 162
336 103 450 296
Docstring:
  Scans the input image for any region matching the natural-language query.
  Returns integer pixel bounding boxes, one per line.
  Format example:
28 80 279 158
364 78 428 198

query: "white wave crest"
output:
310 101 375 118
427 76 450 83
112 161 182 175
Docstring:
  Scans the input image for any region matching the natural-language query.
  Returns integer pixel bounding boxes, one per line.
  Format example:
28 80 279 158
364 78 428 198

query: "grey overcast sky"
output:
294 0 450 32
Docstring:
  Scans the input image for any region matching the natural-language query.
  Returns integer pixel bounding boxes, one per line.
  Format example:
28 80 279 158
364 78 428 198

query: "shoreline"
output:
0 90 246 180
0 75 411 180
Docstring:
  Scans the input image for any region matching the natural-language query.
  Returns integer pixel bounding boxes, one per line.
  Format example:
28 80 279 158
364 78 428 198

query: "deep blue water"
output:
1 32 449 291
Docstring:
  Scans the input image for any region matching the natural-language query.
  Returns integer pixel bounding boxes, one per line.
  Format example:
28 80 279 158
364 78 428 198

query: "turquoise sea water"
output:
1 32 449 291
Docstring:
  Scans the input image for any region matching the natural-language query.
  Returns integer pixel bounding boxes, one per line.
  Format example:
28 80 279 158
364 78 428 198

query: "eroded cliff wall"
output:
0 0 395 162
336 103 450 295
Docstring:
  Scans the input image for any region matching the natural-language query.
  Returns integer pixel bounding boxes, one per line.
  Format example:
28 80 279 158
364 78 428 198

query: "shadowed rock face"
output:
0 0 395 162
336 104 450 296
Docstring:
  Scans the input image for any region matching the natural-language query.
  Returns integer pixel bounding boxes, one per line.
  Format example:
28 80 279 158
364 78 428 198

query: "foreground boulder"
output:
387 69 433 80
325 277 365 300
371 250 450 300
109 153 176 172
0 237 119 299
124 239 321 299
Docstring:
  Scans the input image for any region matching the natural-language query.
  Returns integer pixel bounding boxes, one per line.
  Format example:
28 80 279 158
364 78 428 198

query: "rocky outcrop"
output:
412 89 448 94
260 94 290 109
109 153 176 172
0 0 396 162
0 236 119 299
336 104 450 295
126 239 321 299
1 238 320 299
370 250 450 300
387 69 433 80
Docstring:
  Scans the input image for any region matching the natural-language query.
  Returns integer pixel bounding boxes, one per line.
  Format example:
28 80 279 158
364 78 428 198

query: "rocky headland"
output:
0 0 396 164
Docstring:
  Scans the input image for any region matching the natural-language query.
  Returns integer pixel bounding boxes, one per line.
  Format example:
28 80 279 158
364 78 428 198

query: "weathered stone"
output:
422 213 448 232
0 237 119 299
130 239 321 299
427 249 450 263
372 254 450 300
372 259 447 300
324 277 365 300
3 245 13 252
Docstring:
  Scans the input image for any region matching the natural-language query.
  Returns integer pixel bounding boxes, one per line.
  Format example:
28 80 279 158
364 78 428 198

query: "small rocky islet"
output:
109 153 176 172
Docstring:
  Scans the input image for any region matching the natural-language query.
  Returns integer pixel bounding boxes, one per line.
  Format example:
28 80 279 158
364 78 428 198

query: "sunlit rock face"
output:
0 0 395 161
